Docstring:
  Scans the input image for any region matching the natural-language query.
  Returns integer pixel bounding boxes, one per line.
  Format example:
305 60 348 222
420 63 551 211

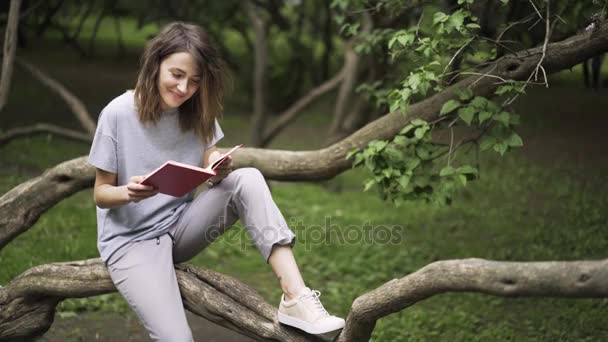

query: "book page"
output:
207 144 242 171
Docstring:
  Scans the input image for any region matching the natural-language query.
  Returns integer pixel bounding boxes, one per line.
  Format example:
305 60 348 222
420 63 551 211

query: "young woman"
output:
88 22 345 341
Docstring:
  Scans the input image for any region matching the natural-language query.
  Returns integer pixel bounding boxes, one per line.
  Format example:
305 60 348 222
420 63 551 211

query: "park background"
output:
1 0 607 341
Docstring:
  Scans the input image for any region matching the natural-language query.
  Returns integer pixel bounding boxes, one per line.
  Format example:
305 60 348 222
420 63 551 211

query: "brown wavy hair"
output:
134 22 226 144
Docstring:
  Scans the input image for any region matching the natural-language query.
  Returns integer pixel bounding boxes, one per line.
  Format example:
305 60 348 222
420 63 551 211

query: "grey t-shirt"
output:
88 91 223 264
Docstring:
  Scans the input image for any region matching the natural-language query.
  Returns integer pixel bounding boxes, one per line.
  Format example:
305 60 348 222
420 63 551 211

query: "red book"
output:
139 144 242 197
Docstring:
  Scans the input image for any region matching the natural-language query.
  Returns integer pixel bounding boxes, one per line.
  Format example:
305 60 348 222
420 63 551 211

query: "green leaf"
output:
405 157 421 170
480 136 496 151
456 165 478 174
494 111 510 126
416 145 432 160
495 85 514 95
400 124 415 135
507 132 524 147
394 135 409 146
363 179 375 191
384 146 403 161
398 175 410 190
346 148 359 160
448 10 467 30
458 106 476 125
494 142 508 156
458 174 468 186
470 96 488 109
414 126 429 140
478 110 492 124
440 99 461 116
440 166 456 177
433 12 449 25
455 87 474 101
466 23 481 29
411 119 427 126
408 73 422 91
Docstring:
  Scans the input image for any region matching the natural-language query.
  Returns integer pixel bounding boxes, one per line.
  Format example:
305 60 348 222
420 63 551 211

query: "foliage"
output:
337 0 542 205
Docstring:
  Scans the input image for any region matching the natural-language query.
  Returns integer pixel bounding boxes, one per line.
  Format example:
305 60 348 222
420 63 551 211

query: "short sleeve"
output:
88 110 117 173
205 119 224 149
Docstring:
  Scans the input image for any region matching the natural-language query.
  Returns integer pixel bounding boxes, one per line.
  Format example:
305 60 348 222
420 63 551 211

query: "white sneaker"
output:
278 287 345 335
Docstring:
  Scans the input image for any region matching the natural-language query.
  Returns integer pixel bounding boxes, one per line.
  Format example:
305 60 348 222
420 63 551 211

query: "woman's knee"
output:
230 167 265 188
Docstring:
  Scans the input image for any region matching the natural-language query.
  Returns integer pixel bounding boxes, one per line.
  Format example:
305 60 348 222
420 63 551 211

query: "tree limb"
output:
1 257 606 341
260 67 347 147
15 59 96 137
0 0 22 112
0 122 92 147
337 258 608 342
0 259 326 342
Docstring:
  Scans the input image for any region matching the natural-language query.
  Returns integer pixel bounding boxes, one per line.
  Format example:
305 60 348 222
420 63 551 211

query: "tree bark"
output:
15 59 96 137
0 0 22 113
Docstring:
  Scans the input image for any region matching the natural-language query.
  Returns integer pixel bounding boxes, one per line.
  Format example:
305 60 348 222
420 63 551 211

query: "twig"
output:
443 36 476 75
528 0 543 20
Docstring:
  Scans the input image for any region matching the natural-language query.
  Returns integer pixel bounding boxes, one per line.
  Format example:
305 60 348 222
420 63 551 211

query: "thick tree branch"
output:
0 259 325 342
337 258 608 342
1 257 606 341
0 157 94 250
0 0 22 112
0 122 92 147
15 59 96 137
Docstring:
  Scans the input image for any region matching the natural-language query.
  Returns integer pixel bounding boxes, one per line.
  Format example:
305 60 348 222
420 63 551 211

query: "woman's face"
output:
157 52 201 110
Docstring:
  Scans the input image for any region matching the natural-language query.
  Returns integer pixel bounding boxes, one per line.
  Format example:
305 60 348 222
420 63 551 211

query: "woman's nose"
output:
177 79 188 93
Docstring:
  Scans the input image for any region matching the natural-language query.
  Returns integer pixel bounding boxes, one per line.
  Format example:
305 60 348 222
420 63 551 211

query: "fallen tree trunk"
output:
1 257 606 341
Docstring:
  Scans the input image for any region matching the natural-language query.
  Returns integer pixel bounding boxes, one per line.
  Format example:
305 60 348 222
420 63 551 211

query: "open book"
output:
139 144 242 197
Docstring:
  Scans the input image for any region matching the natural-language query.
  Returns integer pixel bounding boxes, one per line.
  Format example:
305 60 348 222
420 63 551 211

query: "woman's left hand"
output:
208 151 233 185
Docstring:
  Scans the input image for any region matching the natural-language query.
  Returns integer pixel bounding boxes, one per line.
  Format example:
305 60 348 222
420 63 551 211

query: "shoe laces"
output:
301 289 329 317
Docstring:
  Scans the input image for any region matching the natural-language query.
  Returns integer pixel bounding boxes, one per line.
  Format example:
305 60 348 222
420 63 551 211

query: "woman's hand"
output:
126 176 159 203
208 151 233 185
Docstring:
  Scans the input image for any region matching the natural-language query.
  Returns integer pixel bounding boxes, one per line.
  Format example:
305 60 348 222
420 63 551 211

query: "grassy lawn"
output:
2 19 608 341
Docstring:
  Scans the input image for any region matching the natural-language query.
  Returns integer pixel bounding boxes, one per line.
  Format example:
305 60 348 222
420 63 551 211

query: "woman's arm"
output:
93 168 157 208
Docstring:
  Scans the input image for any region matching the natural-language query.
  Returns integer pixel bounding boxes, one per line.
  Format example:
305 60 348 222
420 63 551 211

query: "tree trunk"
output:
0 0 22 113
326 13 373 143
244 0 268 147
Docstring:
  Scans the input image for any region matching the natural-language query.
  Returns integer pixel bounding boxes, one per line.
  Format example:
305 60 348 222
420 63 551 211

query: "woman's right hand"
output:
126 176 159 203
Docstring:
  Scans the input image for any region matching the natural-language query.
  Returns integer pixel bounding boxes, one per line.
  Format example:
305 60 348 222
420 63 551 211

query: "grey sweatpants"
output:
107 168 296 342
